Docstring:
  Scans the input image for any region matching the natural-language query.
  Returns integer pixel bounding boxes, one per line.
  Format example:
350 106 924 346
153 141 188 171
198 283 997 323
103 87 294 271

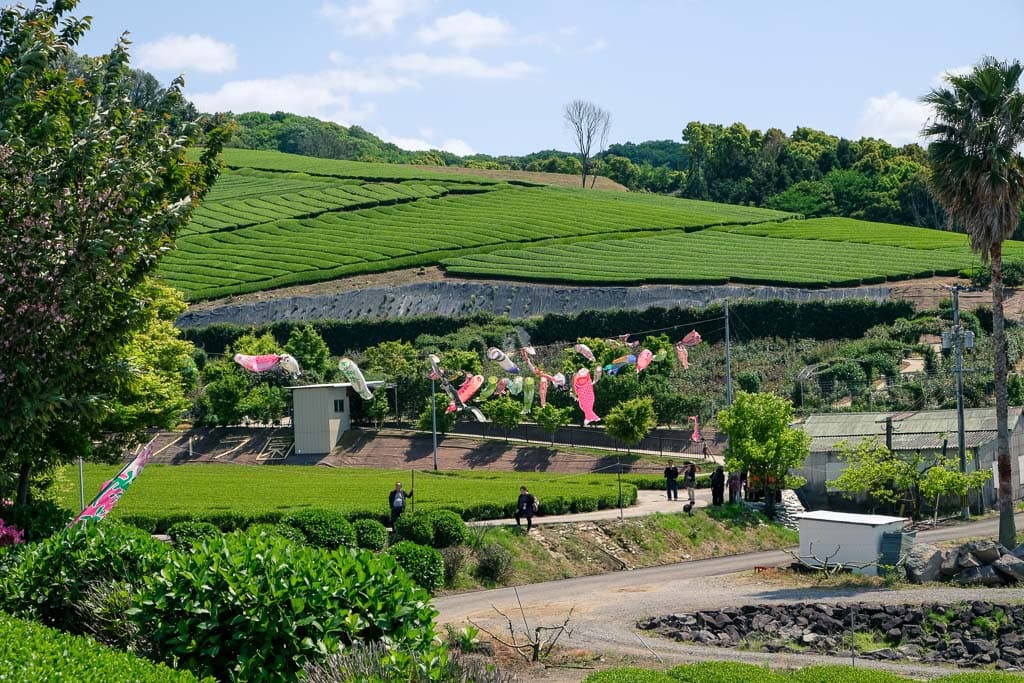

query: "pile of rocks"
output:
905 540 1024 585
638 601 1024 669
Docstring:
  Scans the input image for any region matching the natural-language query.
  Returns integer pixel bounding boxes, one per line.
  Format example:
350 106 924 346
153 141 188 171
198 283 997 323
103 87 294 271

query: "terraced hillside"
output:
162 150 1006 301
160 150 791 300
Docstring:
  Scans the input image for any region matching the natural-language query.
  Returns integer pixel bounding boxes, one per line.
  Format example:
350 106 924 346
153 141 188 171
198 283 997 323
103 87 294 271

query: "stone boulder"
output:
992 553 1024 583
965 540 1002 564
955 565 1006 587
906 543 944 583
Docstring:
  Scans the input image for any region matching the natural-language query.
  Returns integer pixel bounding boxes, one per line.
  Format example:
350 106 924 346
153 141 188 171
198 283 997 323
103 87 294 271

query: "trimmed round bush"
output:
0 501 72 542
393 510 435 547
282 509 356 549
0 521 168 632
428 509 466 548
389 540 444 592
473 542 513 584
353 518 388 551
134 531 436 683
166 521 220 548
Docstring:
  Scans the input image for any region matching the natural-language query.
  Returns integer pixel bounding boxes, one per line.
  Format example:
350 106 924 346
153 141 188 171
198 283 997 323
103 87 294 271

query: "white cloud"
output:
933 65 972 86
387 53 535 79
188 69 419 123
584 38 607 54
379 128 474 155
440 138 475 156
416 11 513 51
135 34 237 74
321 0 428 37
857 91 930 145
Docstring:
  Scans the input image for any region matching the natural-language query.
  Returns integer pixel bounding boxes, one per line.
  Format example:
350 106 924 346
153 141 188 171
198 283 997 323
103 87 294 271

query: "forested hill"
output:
219 110 1022 238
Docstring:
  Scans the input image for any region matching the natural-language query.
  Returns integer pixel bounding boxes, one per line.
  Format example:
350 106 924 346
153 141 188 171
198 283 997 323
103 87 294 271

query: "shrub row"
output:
584 663 1024 683
0 612 205 683
114 486 635 534
183 299 915 356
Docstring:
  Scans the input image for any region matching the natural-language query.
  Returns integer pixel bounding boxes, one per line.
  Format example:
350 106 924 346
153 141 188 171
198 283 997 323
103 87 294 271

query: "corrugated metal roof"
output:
803 408 1021 453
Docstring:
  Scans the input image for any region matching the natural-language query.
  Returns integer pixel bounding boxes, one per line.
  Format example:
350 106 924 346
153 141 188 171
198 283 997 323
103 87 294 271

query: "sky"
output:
71 0 1024 157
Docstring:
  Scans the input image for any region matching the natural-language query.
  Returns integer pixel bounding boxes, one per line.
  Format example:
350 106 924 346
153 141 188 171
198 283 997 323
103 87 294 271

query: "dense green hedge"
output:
114 486 638 533
583 663 1024 683
0 612 206 683
182 299 915 355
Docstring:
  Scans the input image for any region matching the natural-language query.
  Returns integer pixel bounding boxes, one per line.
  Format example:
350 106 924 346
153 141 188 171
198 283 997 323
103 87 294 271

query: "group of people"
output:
387 460 739 534
663 462 743 509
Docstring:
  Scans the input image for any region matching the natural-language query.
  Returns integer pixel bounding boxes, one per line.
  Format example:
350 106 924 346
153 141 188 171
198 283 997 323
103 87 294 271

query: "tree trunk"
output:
16 460 31 505
992 243 1018 548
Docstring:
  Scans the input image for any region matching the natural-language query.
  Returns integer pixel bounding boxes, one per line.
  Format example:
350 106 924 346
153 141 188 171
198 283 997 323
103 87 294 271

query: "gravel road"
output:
435 512 1024 682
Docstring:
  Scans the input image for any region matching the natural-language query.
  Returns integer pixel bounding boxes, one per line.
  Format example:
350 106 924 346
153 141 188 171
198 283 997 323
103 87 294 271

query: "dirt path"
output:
435 512 1024 682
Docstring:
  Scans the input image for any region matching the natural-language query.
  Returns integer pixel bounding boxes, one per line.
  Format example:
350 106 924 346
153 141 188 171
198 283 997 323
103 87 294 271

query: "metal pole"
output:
614 456 622 520
411 468 415 512
431 379 438 471
78 456 85 512
394 384 400 428
724 299 733 405
952 285 969 519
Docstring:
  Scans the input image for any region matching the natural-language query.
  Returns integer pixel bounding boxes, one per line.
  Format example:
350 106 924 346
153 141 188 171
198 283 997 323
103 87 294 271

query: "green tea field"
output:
162 149 1006 300
64 463 639 529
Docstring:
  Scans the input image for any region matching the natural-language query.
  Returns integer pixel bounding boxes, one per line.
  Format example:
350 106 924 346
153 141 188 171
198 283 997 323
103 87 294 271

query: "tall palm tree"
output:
923 57 1024 548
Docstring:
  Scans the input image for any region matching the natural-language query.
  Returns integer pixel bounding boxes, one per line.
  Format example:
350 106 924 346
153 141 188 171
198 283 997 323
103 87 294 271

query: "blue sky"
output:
72 0 1024 156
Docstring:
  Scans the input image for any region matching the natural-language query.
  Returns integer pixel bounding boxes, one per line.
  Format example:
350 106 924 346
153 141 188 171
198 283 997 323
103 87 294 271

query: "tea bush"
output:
429 509 467 548
474 542 513 583
282 508 356 549
0 612 206 683
394 510 435 546
389 540 444 592
668 662 786 682
134 531 436 683
0 521 167 632
166 521 220 548
246 522 308 544
353 518 388 551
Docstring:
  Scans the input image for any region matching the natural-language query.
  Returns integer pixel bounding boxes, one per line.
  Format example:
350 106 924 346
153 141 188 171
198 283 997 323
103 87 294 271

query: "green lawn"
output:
62 463 638 528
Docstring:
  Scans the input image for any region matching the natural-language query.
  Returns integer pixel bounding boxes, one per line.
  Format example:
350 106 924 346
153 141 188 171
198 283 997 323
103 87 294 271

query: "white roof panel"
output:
796 510 907 526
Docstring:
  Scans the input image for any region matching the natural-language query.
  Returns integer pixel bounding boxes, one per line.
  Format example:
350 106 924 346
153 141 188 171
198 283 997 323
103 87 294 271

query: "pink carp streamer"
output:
234 353 282 373
573 343 596 362
675 342 690 370
494 377 510 396
72 439 156 525
636 349 654 373
539 375 549 407
681 330 702 347
447 374 484 413
689 415 701 443
573 368 601 425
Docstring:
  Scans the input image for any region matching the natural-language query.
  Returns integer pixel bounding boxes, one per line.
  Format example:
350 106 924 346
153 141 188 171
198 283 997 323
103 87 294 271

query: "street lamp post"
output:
431 378 438 471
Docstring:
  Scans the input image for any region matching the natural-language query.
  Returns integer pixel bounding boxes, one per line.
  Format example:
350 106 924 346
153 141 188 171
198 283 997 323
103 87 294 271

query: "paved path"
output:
435 511 1024 682
470 489 711 527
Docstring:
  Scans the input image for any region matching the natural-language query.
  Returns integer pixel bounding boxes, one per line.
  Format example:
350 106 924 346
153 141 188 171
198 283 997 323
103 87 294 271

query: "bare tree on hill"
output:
563 99 611 189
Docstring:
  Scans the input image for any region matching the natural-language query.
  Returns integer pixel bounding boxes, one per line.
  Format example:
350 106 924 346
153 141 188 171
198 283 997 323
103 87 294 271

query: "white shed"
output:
795 510 907 576
288 381 385 455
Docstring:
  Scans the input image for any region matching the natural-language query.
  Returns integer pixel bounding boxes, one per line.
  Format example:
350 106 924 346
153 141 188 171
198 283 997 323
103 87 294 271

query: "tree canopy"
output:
0 1 229 502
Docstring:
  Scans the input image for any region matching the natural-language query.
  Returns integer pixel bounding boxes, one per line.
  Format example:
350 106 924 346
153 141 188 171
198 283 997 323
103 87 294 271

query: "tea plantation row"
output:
586 662 1024 683
441 224 985 287
63 463 642 532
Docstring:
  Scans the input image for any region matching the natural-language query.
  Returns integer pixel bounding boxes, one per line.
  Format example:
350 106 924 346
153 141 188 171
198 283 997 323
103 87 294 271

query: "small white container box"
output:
795 510 907 576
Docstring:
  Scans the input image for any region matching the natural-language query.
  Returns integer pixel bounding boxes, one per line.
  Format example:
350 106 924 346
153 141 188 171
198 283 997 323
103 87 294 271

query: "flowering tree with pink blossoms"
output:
0 1 230 503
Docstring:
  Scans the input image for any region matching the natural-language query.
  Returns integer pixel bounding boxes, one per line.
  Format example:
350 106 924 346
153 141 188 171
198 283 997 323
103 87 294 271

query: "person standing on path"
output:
728 471 741 504
682 463 699 507
663 463 680 501
388 482 412 527
514 486 537 532
710 465 725 506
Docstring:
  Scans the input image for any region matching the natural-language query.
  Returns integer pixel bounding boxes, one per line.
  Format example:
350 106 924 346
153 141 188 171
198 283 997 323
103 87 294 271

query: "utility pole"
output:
724 299 733 405
943 286 973 519
431 378 438 471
